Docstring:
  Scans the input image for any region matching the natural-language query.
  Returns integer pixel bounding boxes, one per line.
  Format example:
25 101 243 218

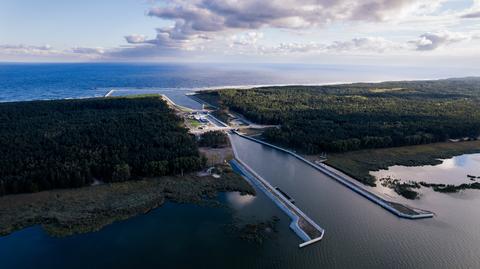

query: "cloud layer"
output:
410 31 470 51
3 0 479 61
0 44 105 60
144 0 445 49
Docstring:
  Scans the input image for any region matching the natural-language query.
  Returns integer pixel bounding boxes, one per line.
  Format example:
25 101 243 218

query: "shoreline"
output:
0 75 473 104
0 166 254 237
325 141 480 198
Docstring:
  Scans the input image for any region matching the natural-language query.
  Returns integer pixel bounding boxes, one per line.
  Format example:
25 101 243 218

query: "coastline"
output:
324 140 480 197
0 167 254 237
101 76 463 101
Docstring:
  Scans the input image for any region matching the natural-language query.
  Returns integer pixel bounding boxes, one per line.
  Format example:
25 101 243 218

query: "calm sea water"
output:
1 63 480 268
1 63 477 102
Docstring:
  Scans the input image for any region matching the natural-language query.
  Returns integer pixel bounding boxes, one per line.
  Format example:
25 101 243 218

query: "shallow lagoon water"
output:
0 192 301 269
371 153 480 185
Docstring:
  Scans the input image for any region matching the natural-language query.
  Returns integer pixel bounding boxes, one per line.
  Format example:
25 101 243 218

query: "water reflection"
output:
371 153 480 185
225 192 256 209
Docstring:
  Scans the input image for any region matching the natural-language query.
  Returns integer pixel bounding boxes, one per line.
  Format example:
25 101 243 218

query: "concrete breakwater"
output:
229 134 325 248
104 89 115 97
232 131 434 219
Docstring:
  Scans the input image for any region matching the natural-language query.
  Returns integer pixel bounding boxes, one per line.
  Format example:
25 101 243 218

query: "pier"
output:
104 89 115 97
229 134 325 248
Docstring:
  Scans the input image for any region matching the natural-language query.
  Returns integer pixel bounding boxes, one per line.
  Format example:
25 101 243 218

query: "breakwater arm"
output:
229 134 325 248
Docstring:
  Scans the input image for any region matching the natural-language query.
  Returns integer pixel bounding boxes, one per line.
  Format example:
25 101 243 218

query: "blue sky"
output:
1 0 480 66
0 0 162 47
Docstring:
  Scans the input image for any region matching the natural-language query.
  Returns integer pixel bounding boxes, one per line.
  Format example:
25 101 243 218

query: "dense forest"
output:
0 97 205 196
199 131 228 148
216 77 480 153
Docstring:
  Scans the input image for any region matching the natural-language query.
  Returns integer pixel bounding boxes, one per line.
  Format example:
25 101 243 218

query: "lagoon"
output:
371 153 480 185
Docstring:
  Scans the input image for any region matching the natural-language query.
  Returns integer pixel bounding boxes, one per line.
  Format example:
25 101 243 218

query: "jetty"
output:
104 89 115 97
229 134 325 248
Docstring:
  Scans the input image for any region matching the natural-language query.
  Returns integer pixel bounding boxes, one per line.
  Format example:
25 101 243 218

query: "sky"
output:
1 0 480 67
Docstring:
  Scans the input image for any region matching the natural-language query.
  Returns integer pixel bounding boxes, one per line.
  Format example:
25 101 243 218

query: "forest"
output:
0 96 205 196
199 131 229 148
216 77 480 154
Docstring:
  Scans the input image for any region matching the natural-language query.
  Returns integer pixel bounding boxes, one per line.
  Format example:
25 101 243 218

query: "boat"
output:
275 187 295 204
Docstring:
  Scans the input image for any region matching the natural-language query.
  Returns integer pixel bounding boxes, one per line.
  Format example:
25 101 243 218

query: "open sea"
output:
1 62 478 102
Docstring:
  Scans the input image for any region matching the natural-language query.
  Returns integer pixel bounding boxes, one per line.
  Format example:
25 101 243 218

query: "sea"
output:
1 62 478 102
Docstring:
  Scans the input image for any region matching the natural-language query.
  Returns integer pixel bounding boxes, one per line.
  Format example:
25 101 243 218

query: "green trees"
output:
199 131 228 148
0 97 204 196
218 78 480 154
112 163 131 182
170 156 206 176
143 161 169 177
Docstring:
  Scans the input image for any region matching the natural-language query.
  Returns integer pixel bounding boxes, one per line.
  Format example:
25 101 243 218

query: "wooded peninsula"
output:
212 77 480 154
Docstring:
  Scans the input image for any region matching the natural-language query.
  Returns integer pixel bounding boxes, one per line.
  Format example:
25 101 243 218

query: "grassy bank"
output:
324 140 480 186
0 164 254 237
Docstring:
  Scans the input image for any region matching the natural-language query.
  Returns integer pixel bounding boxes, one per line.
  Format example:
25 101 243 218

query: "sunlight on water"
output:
225 192 256 209
371 154 480 185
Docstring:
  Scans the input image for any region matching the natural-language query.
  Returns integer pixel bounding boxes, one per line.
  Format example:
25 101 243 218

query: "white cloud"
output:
70 47 105 54
142 0 445 50
410 31 471 51
125 34 149 44
229 36 409 55
0 44 53 55
461 11 480 18
111 0 480 60
5 0 479 62
460 0 480 18
230 32 264 46
327 37 406 52
0 44 105 59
